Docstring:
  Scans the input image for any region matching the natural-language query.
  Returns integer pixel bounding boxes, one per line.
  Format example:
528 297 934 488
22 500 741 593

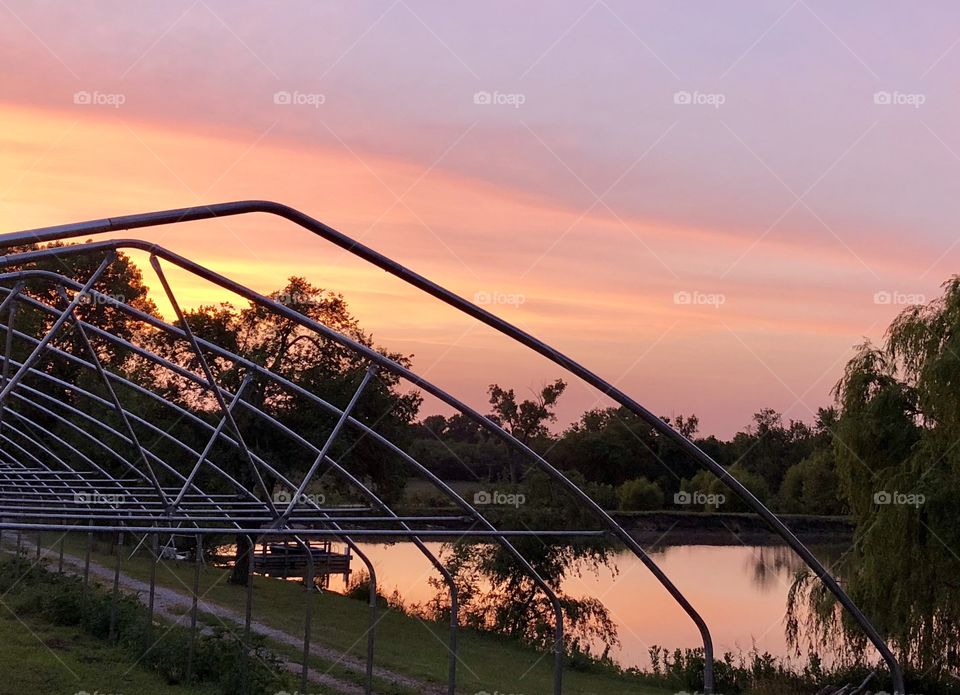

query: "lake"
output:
314 541 846 669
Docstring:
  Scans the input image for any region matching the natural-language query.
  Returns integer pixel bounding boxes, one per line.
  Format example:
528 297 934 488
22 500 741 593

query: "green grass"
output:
0 609 217 695
31 532 672 695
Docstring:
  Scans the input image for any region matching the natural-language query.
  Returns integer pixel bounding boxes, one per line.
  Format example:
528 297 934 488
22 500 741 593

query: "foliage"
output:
787 277 960 682
145 276 421 504
417 470 619 657
0 556 287 694
777 449 846 515
641 644 903 695
487 378 567 482
617 477 665 511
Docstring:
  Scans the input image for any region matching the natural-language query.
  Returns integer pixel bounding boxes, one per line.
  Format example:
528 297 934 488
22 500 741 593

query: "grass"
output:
0 609 218 695
27 532 673 695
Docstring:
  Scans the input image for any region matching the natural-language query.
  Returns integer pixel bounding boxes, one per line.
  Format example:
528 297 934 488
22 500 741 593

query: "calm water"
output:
315 541 842 669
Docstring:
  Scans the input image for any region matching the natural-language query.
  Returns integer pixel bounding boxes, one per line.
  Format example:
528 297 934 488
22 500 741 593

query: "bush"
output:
345 569 389 607
0 556 288 695
617 477 664 511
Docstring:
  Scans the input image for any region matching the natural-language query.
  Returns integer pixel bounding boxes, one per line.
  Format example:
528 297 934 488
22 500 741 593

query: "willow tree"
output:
788 278 960 680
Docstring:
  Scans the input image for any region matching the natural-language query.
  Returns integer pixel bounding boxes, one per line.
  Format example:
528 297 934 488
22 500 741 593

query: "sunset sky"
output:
1 1 958 436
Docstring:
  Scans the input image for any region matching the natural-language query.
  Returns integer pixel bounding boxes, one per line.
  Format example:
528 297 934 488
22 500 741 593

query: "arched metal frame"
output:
0 202 905 695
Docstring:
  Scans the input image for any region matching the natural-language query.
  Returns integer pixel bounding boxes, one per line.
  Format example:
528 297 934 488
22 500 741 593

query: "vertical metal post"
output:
147 532 159 646
110 531 123 641
242 535 256 695
35 531 40 561
553 604 564 695
447 583 458 695
365 564 377 695
299 539 315 695
57 536 64 574
187 534 202 683
83 523 92 586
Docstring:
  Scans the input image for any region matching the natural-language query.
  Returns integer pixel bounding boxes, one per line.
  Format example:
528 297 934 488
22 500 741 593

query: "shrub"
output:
0 557 288 695
617 477 664 511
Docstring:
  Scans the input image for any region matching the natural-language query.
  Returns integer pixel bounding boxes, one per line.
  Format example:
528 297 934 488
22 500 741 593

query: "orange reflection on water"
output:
320 542 808 669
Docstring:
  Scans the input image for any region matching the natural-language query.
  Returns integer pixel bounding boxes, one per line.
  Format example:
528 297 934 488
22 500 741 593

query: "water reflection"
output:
295 541 838 669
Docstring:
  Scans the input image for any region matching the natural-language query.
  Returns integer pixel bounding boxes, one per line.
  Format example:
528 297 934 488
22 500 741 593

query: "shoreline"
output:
610 510 854 546
385 508 855 547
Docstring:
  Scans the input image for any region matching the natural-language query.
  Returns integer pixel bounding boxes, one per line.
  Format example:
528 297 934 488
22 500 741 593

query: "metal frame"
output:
0 202 905 695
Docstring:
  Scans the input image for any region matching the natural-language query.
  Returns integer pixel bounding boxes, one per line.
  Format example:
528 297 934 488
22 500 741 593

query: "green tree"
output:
790 278 960 680
487 378 566 483
552 407 701 495
778 450 845 515
777 408 846 515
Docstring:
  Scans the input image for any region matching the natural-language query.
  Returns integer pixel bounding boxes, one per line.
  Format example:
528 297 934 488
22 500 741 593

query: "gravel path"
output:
2 537 451 695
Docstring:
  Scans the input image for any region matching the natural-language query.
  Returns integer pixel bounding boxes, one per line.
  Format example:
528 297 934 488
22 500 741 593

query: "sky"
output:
1 1 958 437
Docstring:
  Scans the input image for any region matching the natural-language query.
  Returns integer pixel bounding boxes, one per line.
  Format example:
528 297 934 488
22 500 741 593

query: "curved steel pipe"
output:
1 268 660 694
0 201 904 692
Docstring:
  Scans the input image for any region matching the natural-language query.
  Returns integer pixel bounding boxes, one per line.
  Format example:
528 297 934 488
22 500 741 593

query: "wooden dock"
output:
252 540 351 587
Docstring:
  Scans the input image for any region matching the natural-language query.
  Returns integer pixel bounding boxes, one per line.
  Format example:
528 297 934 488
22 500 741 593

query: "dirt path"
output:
2 538 450 695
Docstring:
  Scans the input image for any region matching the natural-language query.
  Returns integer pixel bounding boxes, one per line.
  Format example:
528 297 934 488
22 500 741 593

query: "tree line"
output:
412 392 845 517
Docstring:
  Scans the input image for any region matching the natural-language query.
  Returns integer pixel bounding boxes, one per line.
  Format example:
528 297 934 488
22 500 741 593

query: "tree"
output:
487 379 566 483
0 244 161 484
725 409 817 495
552 406 697 492
777 449 845 515
777 407 846 515
789 278 960 679
420 470 619 658
146 277 421 584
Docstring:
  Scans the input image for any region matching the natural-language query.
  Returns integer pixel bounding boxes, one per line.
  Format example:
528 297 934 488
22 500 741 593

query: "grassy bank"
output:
3 534 930 694
0 604 218 695
25 532 672 695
